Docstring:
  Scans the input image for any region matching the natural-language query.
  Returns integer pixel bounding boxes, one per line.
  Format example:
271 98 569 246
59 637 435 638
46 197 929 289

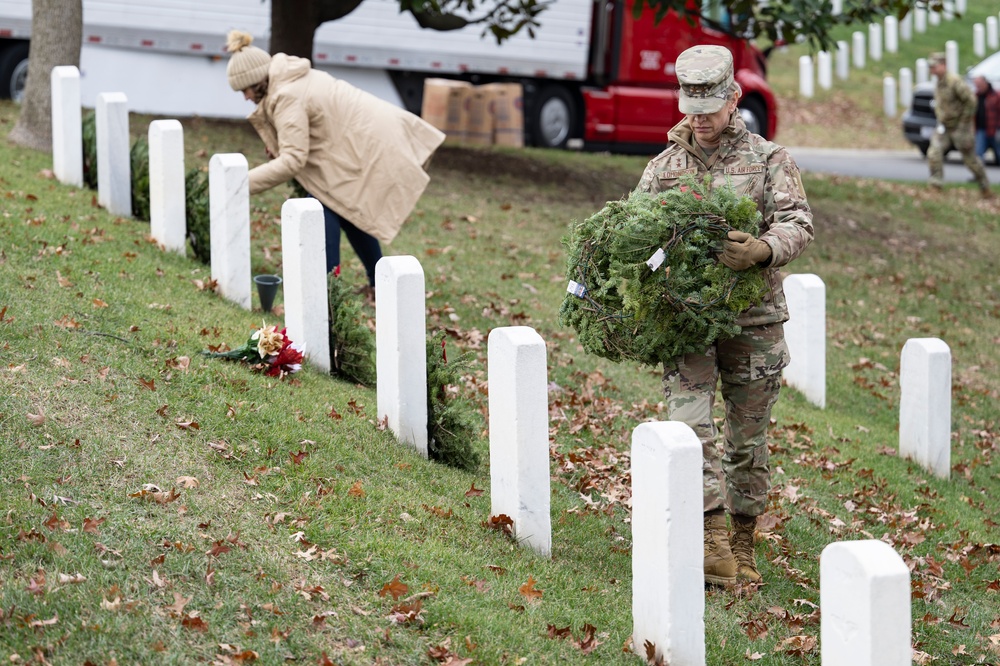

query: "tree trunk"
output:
269 0 365 58
270 0 321 58
8 0 82 152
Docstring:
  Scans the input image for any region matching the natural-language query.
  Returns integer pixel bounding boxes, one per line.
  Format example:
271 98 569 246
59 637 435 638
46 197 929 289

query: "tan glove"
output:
720 230 771 271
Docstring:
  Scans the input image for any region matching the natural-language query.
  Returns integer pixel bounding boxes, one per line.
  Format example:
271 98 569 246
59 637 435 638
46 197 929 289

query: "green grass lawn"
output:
1 69 999 666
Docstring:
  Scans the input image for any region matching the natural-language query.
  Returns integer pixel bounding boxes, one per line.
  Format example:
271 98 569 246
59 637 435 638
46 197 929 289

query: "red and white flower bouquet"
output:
203 322 304 378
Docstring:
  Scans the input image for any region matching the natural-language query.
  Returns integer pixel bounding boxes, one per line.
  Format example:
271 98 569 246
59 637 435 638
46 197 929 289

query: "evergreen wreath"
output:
425 334 483 472
130 136 150 222
327 272 378 387
81 111 98 191
559 176 767 366
185 168 211 265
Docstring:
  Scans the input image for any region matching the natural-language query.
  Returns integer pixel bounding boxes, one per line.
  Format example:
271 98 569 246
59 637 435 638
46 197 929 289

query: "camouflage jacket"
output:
934 72 976 130
636 114 814 327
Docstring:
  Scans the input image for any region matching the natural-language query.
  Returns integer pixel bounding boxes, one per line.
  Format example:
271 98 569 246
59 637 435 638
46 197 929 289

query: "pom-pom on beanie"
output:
226 30 271 91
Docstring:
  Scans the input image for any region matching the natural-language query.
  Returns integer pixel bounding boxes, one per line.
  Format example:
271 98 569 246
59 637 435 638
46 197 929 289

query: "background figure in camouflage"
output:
635 45 814 586
926 53 992 197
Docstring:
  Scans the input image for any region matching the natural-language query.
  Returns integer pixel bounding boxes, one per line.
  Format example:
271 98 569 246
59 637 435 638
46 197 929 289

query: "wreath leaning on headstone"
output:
559 176 768 367
326 275 484 472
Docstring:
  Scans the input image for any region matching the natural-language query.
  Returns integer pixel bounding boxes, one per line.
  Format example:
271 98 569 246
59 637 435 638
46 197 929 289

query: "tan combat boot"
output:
730 514 761 583
703 512 737 586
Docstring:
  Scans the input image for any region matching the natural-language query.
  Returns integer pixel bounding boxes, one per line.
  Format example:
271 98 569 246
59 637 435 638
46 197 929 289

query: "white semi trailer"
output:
0 0 778 151
0 0 590 146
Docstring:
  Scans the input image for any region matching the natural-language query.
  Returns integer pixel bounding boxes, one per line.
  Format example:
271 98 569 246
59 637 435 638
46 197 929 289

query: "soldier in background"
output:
635 45 814 586
926 53 992 197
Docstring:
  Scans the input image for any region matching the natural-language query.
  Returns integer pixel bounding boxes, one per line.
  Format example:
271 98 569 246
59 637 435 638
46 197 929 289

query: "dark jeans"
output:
975 129 999 165
315 200 382 286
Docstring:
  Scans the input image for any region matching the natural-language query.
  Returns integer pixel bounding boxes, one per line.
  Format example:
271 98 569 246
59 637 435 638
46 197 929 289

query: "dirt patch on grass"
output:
429 145 638 206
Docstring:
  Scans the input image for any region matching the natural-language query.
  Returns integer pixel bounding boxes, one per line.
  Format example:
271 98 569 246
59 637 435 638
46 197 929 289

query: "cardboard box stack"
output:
421 79 472 143
483 82 524 148
421 78 524 148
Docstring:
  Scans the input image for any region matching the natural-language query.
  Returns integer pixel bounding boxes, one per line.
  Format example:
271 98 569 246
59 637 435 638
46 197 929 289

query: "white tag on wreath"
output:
646 248 666 271
566 280 587 298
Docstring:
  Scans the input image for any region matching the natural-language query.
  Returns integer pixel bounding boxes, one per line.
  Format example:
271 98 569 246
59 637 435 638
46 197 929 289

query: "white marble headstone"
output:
836 41 850 81
375 256 428 457
631 421 705 666
899 338 951 479
817 51 832 90
799 55 814 98
783 274 826 409
281 198 330 372
96 92 131 217
868 23 883 61
884 16 898 54
821 540 910 666
209 153 251 310
488 326 551 557
51 66 82 188
853 32 866 69
148 119 186 255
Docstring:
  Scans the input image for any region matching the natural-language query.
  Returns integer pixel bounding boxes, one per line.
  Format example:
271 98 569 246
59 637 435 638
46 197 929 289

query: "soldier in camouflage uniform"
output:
635 45 814 586
926 52 992 197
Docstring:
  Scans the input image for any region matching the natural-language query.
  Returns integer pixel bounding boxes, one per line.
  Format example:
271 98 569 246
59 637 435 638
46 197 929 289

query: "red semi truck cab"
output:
574 0 777 153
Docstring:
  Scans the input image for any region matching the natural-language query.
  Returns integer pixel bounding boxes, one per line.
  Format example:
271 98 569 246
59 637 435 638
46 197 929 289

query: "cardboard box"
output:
421 78 471 142
483 82 524 148
463 86 493 147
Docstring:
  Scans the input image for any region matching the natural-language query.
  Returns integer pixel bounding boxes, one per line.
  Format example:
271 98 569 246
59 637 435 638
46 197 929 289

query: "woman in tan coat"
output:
226 31 445 287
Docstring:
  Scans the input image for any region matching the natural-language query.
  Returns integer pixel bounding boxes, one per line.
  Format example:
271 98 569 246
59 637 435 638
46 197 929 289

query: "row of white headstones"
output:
797 7 1000 118
49 65 940 665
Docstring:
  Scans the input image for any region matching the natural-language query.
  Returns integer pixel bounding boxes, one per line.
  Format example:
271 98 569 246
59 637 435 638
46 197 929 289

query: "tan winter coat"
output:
247 54 445 242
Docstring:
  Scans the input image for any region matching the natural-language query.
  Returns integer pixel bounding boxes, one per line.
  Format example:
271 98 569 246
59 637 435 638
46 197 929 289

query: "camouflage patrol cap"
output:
928 52 946 66
676 45 735 115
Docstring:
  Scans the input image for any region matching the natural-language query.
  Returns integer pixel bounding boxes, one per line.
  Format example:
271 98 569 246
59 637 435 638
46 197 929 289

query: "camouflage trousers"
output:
660 324 789 517
927 123 990 190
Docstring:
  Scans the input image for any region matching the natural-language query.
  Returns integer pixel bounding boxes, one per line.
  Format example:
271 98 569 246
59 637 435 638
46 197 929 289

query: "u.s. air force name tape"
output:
646 248 666 271
566 280 587 298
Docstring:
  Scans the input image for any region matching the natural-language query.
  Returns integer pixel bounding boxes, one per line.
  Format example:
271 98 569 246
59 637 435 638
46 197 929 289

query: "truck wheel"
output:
738 96 768 138
530 85 576 149
0 42 30 101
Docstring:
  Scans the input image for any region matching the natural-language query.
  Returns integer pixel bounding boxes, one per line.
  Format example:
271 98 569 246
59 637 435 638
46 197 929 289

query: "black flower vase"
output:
253 274 283 313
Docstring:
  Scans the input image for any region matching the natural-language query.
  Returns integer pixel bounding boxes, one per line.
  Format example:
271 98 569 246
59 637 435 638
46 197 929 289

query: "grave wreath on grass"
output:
559 178 767 366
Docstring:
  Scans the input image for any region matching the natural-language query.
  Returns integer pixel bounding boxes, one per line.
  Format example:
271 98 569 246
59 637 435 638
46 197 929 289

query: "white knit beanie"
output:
226 30 271 91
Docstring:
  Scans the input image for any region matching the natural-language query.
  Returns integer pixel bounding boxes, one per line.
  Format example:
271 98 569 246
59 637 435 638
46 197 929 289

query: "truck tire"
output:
738 96 767 138
530 85 576 149
0 42 30 102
